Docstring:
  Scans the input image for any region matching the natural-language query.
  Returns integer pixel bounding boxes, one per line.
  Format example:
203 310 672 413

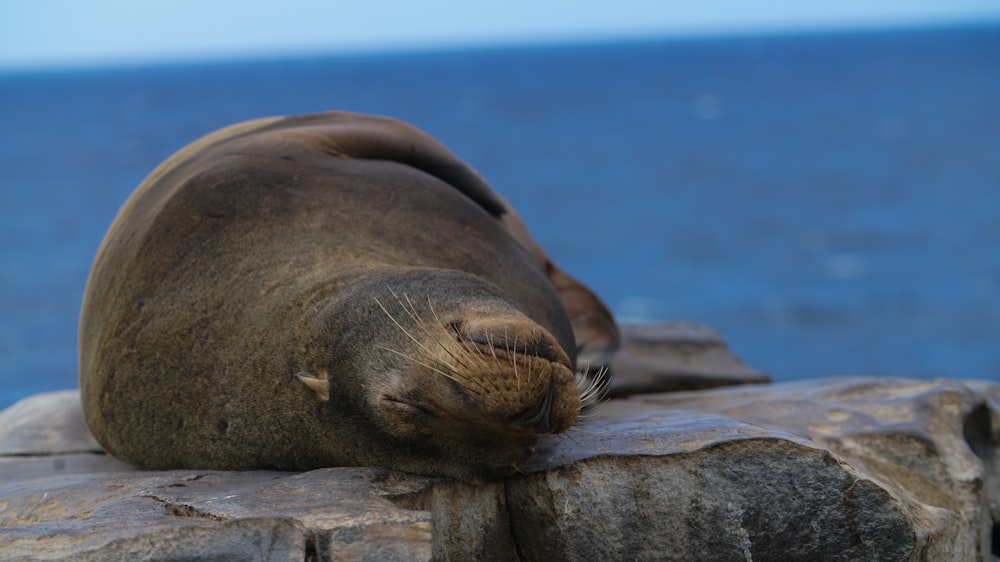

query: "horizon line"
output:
2 17 997 75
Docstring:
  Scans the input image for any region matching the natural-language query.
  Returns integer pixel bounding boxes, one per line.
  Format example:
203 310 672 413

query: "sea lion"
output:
79 111 618 481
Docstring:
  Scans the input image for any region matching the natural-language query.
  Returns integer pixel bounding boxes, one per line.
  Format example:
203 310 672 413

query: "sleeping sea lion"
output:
78 111 618 481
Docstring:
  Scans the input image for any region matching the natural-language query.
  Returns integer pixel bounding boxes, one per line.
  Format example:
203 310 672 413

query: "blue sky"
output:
2 0 1000 69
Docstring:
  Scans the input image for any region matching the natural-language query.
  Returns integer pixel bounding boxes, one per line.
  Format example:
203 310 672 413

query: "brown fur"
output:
78 111 618 481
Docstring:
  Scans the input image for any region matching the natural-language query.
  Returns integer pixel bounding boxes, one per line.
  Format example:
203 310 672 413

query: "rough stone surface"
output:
607 322 771 396
2 376 999 561
0 465 435 561
518 378 1000 561
0 389 103 455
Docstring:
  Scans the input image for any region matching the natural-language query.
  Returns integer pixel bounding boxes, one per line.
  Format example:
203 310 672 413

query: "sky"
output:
3 0 1000 69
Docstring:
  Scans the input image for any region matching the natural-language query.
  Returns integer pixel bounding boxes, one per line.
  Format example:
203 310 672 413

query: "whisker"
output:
509 333 520 390
399 291 422 324
568 363 610 430
406 296 474 371
375 287 472 382
374 295 467 383
576 362 610 419
374 295 423 349
374 292 505 398
485 330 506 375
560 428 582 441
374 344 464 384
570 364 611 430
425 297 491 370
418 297 496 396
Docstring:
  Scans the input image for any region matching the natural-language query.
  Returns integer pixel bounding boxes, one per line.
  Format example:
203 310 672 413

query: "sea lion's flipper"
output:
296 371 330 402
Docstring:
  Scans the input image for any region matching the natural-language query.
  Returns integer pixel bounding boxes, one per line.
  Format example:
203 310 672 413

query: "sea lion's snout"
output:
450 315 581 435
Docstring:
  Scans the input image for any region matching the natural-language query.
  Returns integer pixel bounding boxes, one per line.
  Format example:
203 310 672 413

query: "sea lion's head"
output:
298 268 587 481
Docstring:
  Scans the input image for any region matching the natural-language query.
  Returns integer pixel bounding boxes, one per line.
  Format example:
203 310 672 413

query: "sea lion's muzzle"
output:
450 315 580 434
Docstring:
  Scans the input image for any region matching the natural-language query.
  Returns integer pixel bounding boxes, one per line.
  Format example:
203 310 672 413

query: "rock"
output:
0 393 497 561
0 389 103 455
0 465 435 561
2 377 999 561
516 378 1000 560
0 389 134 483
608 322 770 396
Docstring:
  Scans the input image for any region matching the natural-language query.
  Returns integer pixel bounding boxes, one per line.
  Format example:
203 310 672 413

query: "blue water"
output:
2 25 999 409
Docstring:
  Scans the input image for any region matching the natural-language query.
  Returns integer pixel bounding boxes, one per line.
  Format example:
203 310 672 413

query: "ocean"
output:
1 24 998 409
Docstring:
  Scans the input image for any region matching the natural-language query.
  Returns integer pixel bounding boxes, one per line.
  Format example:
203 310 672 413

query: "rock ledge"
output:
2 376 998 561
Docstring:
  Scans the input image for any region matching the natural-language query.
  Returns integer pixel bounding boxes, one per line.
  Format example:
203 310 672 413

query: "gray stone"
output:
0 467 434 561
0 389 103 455
0 390 135 483
2 377 999 561
513 377 1000 560
608 322 771 396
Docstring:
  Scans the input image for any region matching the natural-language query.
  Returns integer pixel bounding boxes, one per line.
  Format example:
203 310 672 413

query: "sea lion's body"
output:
79 112 617 480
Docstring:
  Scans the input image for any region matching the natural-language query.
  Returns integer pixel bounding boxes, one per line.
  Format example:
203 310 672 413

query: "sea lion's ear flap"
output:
296 371 330 402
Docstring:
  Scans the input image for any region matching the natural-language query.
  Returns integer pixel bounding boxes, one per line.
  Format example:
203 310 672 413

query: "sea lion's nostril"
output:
515 385 555 433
